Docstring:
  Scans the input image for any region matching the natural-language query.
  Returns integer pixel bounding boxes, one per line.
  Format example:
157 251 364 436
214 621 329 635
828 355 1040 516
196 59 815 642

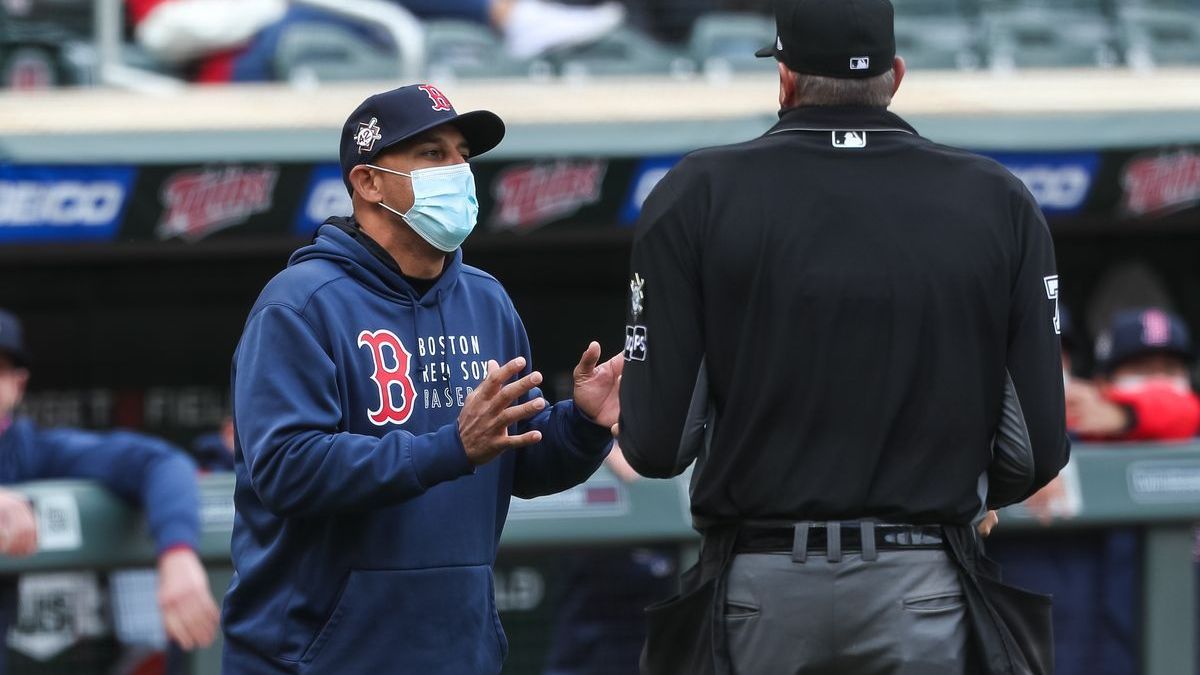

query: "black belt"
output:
733 522 945 562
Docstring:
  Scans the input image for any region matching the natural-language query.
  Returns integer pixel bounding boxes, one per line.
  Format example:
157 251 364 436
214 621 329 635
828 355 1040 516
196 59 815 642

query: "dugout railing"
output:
2 443 1199 675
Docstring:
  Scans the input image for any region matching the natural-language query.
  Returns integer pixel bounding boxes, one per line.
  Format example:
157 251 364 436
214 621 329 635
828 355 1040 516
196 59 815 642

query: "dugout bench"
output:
2 442 1199 675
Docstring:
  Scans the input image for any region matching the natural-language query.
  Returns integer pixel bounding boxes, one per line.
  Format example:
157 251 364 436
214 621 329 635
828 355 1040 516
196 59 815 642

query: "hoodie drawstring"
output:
435 290 456 395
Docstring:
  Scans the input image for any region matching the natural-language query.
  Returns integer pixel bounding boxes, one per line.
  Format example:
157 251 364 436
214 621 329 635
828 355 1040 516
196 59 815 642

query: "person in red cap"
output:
1068 307 1200 441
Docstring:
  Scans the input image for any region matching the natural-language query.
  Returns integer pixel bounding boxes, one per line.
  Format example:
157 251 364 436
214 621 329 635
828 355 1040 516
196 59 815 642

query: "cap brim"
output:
448 110 506 158
755 44 776 58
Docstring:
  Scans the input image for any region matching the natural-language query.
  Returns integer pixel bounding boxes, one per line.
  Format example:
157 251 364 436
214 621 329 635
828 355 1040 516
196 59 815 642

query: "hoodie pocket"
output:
299 565 505 675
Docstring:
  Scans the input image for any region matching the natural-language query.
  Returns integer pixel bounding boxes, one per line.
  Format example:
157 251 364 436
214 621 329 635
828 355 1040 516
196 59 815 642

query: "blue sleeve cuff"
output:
409 423 476 490
154 528 200 557
564 403 615 457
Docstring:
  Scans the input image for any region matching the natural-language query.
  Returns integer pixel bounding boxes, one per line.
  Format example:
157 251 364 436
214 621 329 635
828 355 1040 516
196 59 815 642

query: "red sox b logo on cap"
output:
1142 309 1171 346
358 329 418 426
419 84 453 112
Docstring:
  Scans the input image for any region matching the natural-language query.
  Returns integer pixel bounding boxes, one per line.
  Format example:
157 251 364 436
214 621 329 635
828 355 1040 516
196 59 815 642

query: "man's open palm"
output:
573 342 623 429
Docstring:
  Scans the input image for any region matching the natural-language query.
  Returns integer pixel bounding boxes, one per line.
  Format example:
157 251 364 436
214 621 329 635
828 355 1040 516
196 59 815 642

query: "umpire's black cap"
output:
340 84 505 194
0 309 29 368
755 0 896 79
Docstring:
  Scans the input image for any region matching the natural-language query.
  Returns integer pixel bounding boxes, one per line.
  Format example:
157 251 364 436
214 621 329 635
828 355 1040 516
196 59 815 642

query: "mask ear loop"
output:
364 164 415 223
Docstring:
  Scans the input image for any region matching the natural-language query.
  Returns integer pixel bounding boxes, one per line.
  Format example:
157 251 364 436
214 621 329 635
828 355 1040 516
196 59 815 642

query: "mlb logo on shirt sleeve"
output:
625 325 648 361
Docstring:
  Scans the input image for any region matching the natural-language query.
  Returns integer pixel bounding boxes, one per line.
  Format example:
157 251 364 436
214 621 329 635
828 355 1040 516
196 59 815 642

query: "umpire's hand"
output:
458 357 547 466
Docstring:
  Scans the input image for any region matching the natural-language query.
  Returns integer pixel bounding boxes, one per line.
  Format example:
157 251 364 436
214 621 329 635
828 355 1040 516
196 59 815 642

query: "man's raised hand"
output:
573 342 623 429
458 357 547 465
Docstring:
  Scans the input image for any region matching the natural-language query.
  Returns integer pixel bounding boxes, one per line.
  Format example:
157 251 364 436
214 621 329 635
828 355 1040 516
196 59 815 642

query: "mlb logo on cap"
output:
850 57 871 70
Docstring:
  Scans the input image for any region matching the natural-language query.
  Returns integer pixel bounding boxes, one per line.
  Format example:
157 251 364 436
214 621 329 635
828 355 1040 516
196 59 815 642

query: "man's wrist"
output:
158 543 196 560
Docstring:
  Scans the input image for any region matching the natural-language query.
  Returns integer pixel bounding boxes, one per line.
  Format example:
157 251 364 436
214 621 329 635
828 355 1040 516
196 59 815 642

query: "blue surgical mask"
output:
367 163 479 252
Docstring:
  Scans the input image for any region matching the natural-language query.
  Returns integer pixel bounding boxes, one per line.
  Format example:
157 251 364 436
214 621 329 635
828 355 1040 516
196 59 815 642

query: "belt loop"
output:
861 521 878 562
827 522 842 563
792 523 809 563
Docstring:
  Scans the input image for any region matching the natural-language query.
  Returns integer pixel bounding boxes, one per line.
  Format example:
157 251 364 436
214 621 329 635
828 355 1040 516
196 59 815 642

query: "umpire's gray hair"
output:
793 68 896 107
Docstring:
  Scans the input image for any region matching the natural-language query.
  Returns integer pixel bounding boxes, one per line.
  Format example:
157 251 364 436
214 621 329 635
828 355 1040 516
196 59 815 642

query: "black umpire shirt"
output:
618 105 1070 527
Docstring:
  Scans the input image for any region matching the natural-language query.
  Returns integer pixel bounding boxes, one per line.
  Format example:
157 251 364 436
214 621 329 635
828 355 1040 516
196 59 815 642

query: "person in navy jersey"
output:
0 308 219 670
221 84 622 675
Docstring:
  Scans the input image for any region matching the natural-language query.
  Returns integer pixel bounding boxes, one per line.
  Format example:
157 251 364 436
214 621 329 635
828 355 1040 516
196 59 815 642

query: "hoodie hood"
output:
290 216 463 306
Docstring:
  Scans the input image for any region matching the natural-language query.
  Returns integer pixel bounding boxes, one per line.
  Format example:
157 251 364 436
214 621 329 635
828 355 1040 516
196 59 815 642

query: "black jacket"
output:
618 105 1069 526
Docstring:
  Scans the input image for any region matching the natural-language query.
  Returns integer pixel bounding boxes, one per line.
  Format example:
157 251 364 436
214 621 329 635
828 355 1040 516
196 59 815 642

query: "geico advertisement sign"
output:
0 166 135 242
295 164 352 236
986 152 1101 215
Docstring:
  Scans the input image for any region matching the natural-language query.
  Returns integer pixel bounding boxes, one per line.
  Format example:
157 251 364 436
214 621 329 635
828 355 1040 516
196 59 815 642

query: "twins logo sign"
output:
358 330 418 426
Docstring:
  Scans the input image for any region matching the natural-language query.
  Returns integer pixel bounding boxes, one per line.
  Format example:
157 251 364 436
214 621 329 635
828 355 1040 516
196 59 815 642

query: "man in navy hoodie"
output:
0 308 219 669
222 84 622 675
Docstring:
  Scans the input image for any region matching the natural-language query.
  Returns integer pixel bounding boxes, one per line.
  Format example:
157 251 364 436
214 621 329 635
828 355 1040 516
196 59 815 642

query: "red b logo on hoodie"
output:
358 329 418 426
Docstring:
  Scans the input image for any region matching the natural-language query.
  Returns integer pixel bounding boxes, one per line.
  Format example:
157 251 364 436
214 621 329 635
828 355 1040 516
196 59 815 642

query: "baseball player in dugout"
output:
0 309 219 668
221 85 623 675
618 0 1071 673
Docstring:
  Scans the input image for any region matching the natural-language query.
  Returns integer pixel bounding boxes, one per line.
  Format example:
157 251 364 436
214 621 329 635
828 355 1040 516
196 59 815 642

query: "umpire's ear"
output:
348 165 384 204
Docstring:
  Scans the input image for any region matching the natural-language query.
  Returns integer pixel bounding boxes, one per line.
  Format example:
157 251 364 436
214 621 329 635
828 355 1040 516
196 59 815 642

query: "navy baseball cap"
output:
1095 308 1194 373
755 0 896 79
0 309 29 368
340 84 505 194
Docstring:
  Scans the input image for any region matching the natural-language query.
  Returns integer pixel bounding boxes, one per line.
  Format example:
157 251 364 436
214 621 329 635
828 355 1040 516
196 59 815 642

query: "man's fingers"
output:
480 358 526 395
610 422 619 437
503 430 543 449
163 611 194 650
608 353 626 377
574 341 602 378
497 371 543 406
14 528 35 557
178 610 206 650
189 602 219 648
498 397 547 427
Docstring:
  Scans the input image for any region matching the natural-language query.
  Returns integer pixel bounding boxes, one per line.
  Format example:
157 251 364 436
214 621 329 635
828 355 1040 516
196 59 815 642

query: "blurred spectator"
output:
0 308 219 668
1069 307 1200 441
129 0 625 82
190 416 235 473
404 0 625 59
542 444 676 675
128 0 288 82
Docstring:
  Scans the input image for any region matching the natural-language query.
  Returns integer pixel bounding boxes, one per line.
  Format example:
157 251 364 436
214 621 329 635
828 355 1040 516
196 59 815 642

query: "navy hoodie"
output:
222 219 612 675
0 417 201 674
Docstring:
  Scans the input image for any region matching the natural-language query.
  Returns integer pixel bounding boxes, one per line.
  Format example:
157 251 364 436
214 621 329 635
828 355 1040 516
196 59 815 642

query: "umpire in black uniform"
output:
617 0 1070 673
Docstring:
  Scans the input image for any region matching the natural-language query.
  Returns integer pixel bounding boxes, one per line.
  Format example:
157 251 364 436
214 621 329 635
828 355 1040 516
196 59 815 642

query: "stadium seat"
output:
981 7 1121 69
894 16 982 70
424 20 533 80
891 0 969 17
273 21 402 83
688 13 776 74
548 27 688 77
1118 6 1200 67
